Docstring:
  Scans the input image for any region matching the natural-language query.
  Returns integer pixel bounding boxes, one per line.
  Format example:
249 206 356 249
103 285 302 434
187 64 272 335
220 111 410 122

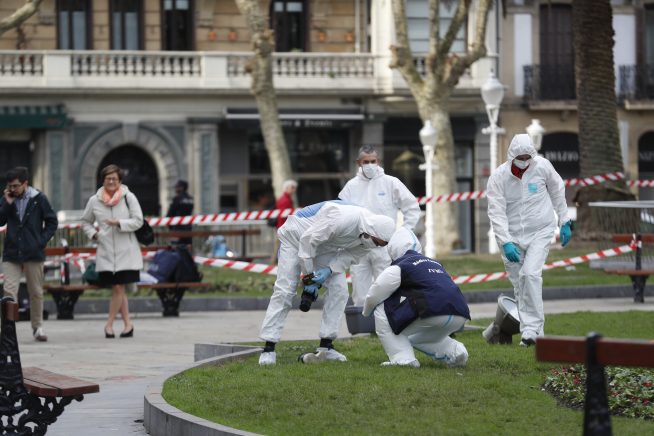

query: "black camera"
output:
299 273 321 312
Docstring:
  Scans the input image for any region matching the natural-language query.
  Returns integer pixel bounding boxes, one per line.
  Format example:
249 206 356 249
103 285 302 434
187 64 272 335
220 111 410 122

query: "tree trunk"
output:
571 0 635 238
0 0 44 37
390 0 492 255
233 0 294 201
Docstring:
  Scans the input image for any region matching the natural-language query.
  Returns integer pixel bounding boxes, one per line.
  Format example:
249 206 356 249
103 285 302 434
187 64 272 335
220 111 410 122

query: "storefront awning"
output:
225 108 364 130
0 105 67 129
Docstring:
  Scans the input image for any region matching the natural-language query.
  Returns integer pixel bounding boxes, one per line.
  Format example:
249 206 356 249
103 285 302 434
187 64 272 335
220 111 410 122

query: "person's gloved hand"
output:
560 221 572 247
304 284 319 298
312 267 332 285
503 242 521 263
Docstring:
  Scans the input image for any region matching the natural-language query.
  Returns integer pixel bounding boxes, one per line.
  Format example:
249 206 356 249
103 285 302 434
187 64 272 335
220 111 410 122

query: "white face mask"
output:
362 163 378 178
360 234 378 249
513 158 531 170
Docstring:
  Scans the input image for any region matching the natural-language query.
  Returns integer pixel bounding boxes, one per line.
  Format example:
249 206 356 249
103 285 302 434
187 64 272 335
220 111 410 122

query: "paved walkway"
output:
13 298 652 436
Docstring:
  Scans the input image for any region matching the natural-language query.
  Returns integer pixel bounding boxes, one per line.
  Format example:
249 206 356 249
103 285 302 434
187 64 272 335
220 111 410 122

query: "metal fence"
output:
589 201 654 270
524 64 576 101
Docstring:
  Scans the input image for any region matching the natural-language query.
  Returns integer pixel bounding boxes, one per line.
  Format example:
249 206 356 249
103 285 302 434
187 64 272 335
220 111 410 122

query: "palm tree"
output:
571 0 635 236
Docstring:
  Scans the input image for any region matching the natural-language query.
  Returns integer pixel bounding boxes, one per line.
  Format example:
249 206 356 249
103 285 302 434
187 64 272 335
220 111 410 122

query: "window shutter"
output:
636 7 645 65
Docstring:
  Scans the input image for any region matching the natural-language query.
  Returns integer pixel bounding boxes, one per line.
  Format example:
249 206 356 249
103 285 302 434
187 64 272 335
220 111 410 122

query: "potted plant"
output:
317 29 326 42
208 30 217 41
345 30 354 42
229 28 237 41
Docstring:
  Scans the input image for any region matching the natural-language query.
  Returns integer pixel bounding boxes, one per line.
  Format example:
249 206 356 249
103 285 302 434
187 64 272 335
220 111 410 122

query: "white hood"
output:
358 209 396 243
507 134 537 162
388 227 422 261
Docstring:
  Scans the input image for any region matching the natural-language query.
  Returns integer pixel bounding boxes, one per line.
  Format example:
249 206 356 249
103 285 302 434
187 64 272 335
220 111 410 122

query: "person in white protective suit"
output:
487 134 571 347
259 200 396 365
362 227 471 367
339 145 420 306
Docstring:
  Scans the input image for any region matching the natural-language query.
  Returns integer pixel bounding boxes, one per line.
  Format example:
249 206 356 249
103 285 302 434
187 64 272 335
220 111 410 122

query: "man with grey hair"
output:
339 145 420 305
270 180 298 264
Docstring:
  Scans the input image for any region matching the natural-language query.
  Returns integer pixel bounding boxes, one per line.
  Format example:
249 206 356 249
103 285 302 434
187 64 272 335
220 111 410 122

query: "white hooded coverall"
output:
486 134 570 339
362 228 469 367
260 201 396 344
339 167 420 306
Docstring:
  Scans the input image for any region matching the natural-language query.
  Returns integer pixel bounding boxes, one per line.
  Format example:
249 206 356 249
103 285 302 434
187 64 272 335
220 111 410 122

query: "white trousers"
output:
374 303 467 365
259 234 349 343
500 230 554 338
350 246 392 306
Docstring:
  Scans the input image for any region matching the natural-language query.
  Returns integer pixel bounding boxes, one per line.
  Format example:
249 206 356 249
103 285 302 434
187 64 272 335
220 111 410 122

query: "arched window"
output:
57 0 92 50
270 0 307 52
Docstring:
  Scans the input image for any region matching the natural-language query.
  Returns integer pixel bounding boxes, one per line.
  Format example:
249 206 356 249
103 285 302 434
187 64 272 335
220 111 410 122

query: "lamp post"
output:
481 71 505 254
419 120 439 259
526 119 546 152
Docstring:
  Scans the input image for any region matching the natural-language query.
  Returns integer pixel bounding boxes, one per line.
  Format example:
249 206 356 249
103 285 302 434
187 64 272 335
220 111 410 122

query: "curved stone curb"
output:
144 345 264 436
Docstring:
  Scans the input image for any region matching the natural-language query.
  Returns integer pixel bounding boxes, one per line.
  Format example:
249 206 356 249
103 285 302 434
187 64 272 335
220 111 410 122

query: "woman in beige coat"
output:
81 165 144 338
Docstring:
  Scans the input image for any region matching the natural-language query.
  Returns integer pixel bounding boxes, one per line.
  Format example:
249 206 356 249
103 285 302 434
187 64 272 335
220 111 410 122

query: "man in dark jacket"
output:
166 180 194 245
0 167 58 341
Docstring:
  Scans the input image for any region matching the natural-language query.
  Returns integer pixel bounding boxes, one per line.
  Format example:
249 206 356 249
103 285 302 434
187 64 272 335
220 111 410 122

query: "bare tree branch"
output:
428 0 441 55
0 0 44 37
437 0 468 59
444 0 491 88
390 0 424 98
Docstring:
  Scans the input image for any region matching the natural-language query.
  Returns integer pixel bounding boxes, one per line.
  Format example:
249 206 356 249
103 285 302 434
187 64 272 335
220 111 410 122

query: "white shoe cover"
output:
381 359 420 367
299 350 327 364
259 351 276 365
445 343 468 368
520 330 537 347
317 347 347 362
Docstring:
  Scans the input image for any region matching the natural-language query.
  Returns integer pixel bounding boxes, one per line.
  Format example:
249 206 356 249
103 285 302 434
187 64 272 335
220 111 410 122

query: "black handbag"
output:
266 217 278 227
124 195 155 246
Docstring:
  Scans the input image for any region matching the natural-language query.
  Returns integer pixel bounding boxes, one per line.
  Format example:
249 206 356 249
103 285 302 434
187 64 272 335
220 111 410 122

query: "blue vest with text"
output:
384 250 471 335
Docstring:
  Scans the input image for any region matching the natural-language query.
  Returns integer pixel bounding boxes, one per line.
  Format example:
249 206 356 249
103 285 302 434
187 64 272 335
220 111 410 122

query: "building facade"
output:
500 0 654 206
2 0 520 255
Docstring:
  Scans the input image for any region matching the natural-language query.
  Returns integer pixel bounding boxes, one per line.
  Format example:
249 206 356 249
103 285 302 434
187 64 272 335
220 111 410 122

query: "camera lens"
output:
299 290 315 312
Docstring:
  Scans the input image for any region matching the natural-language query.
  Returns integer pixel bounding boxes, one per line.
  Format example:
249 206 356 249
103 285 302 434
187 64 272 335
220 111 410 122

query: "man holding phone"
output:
0 167 58 341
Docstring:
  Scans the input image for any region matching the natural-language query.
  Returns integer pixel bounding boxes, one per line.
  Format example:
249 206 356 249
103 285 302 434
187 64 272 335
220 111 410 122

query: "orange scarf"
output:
101 186 123 206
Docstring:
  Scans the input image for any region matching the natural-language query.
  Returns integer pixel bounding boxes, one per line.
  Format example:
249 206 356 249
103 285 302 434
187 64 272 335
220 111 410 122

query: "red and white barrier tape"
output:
0 173 646 234
450 240 637 284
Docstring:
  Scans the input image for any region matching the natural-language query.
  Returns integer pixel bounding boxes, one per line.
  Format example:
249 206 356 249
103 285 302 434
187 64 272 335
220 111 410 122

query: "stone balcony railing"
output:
0 50 489 94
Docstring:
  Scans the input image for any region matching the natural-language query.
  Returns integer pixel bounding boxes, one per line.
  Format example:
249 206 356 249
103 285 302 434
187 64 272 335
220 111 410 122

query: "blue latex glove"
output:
312 267 332 285
503 242 521 263
304 284 319 298
560 221 572 247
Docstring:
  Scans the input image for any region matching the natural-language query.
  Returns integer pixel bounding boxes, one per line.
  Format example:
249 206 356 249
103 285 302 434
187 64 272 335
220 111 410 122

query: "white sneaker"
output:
446 343 468 368
317 347 347 362
520 331 537 347
33 328 47 342
381 359 420 367
298 350 327 364
259 351 276 365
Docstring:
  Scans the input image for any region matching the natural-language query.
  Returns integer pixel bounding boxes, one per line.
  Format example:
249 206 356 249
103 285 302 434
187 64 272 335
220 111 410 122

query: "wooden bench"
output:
602 233 653 303
44 245 211 318
44 282 212 318
0 297 99 435
536 334 654 435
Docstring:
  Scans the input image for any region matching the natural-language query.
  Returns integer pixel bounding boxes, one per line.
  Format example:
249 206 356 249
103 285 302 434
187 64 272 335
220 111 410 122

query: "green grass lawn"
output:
163 311 654 436
48 240 632 299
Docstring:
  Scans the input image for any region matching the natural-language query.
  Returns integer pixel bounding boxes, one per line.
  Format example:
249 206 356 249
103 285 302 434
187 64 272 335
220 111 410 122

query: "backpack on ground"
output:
169 244 202 283
147 249 181 283
82 263 108 287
